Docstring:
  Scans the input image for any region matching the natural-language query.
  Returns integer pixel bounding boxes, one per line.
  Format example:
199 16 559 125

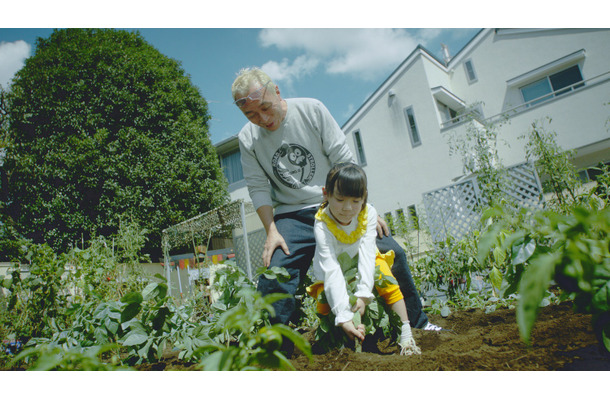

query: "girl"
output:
309 162 420 355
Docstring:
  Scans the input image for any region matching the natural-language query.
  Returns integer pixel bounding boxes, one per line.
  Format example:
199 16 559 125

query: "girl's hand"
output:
351 298 366 316
339 320 365 341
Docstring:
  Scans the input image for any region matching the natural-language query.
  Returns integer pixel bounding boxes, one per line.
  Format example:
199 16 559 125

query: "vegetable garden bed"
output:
134 300 610 371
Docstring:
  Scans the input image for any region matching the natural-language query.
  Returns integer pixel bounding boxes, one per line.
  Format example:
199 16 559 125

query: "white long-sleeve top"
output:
312 203 378 325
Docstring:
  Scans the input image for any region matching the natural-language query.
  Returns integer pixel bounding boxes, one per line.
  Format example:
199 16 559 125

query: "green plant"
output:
478 204 610 352
10 343 131 371
118 280 175 365
520 117 582 212
588 162 610 203
445 107 510 204
209 260 257 315
307 252 402 352
195 288 312 371
413 232 486 300
1 243 70 341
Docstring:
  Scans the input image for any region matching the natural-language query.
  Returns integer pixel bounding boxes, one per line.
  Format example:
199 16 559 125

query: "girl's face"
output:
323 188 365 226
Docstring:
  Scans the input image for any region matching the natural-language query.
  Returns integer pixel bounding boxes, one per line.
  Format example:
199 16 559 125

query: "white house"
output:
216 28 610 257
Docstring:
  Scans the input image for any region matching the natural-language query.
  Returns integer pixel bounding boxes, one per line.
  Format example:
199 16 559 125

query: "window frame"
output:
352 129 367 166
464 59 478 83
384 212 396 236
519 64 584 107
220 149 245 185
403 106 421 148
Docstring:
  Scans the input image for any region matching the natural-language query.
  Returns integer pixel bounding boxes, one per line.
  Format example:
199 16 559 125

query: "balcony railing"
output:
440 69 610 130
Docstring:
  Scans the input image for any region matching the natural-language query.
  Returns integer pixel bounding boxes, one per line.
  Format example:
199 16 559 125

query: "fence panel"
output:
422 162 544 242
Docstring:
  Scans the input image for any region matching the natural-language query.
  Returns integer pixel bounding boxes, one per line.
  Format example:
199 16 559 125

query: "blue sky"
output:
0 27 481 145
0 2 593 146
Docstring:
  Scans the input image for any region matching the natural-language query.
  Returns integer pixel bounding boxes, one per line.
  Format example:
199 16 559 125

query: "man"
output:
232 67 441 337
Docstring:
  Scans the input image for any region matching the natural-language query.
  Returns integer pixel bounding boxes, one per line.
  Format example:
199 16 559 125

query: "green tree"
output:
2 29 229 257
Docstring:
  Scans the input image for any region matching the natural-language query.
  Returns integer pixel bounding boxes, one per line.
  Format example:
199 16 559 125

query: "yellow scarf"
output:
315 205 368 244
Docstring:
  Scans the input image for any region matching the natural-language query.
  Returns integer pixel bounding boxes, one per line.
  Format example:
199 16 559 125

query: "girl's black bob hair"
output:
324 162 368 205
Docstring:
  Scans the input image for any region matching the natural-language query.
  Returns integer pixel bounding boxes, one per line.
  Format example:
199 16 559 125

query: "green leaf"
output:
602 321 610 353
142 282 168 301
121 302 142 323
337 252 358 273
151 306 171 331
262 266 291 283
517 252 559 344
94 327 108 343
121 291 143 305
105 319 119 335
121 331 148 346
200 349 235 371
512 237 537 265
142 282 158 300
263 292 291 306
592 281 610 312
272 324 312 360
477 221 507 264
489 266 503 292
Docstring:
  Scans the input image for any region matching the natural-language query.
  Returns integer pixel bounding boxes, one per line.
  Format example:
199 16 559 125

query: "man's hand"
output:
376 215 390 238
339 320 365 342
262 225 290 267
257 205 290 267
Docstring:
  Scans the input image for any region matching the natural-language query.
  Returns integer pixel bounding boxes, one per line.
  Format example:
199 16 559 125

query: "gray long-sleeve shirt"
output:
238 98 354 215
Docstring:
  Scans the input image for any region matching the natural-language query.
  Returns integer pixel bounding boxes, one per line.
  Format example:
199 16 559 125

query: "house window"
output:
520 65 584 106
404 106 421 147
220 150 244 184
384 212 395 235
437 100 459 125
464 59 477 83
396 209 407 228
408 205 419 230
578 161 610 183
353 130 367 166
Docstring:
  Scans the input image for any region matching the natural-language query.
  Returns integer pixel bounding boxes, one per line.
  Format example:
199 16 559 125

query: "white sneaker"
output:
423 322 443 331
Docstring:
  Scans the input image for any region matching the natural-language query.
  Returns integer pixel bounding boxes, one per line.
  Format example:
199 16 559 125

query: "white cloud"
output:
416 28 444 43
259 29 422 82
0 40 31 88
341 103 356 120
258 28 484 84
261 55 320 95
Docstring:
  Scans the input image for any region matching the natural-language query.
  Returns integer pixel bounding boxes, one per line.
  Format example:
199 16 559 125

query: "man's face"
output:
237 82 285 131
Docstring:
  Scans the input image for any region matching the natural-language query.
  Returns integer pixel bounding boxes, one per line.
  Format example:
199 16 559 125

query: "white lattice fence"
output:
234 228 266 273
422 162 544 243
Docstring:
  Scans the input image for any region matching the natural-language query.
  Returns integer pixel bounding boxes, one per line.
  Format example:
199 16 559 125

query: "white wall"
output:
345 28 610 220
219 29 610 235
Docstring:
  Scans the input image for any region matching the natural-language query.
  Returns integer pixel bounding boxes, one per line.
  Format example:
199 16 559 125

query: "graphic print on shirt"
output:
271 143 316 189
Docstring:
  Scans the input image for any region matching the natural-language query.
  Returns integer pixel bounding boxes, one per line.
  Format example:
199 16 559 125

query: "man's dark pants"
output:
256 207 429 328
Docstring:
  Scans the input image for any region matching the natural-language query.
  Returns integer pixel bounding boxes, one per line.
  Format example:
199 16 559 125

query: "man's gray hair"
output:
231 67 274 100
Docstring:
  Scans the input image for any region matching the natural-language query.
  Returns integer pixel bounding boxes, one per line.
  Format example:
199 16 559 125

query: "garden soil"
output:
290 301 610 371
145 301 610 371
